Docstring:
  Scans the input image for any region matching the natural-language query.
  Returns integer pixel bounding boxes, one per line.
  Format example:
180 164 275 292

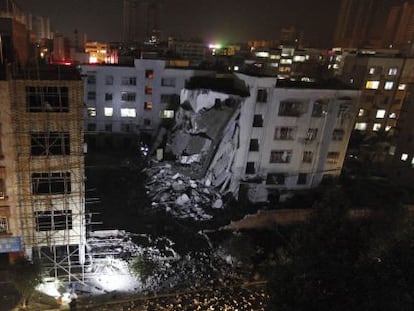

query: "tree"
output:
7 256 42 309
267 188 412 311
130 253 160 285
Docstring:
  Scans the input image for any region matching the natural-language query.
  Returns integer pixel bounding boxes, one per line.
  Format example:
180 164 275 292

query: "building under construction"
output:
0 65 86 283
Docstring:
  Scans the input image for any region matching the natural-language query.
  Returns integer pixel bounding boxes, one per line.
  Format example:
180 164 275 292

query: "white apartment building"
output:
81 60 213 145
233 74 360 202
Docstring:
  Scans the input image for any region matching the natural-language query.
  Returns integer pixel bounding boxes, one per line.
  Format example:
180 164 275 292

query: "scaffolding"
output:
7 66 87 285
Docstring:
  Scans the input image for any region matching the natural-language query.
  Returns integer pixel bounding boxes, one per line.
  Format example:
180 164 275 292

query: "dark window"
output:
105 75 113 85
297 173 308 185
35 210 72 231
87 75 96 84
245 162 255 174
302 151 313 163
256 89 267 102
121 124 131 132
161 94 175 103
121 92 136 101
87 92 96 100
249 139 259 151
337 104 350 118
307 128 318 140
253 114 263 127
270 150 292 163
26 86 69 112
278 100 304 117
145 70 154 79
332 129 345 141
161 77 176 87
312 100 327 117
32 172 71 195
31 132 70 156
143 118 151 126
105 93 113 101
121 77 136 85
266 173 285 185
327 152 340 164
87 123 96 131
105 124 112 132
274 127 295 140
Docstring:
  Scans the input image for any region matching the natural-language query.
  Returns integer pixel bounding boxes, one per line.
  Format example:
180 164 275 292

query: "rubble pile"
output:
145 163 224 221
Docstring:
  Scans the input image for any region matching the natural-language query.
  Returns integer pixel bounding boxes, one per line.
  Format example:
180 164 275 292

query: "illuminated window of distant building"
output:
358 108 365 117
368 67 376 74
388 67 398 75
104 107 113 117
87 107 96 117
160 110 174 118
365 80 379 89
384 81 394 90
87 91 96 100
401 153 408 161
120 108 136 117
145 86 153 95
279 66 291 73
144 102 153 110
389 145 396 155
145 70 154 79
385 125 392 131
389 112 397 119
245 162 255 174
105 93 112 101
280 58 292 64
105 75 113 85
376 109 386 118
326 152 340 164
354 122 367 130
398 84 406 90
293 55 305 62
372 123 381 131
411 157 414 167
256 89 267 102
0 217 7 233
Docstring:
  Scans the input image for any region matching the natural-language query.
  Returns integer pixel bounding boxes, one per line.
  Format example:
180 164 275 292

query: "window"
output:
120 108 136 117
297 173 308 185
358 108 365 117
121 92 136 101
161 77 176 87
376 109 386 118
312 100 327 117
104 107 113 117
144 102 153 110
337 104 350 118
368 67 376 74
398 84 406 90
270 150 292 163
326 152 340 164
389 112 397 119
302 151 313 163
365 80 380 89
87 107 96 117
121 123 131 132
384 81 394 90
161 94 175 103
105 124 112 132
256 89 268 102
32 172 71 195
354 122 367 130
373 123 381 131
87 123 96 131
145 86 153 95
245 162 255 174
0 179 5 198
31 132 70 156
332 129 345 141
0 217 7 233
87 75 96 84
143 118 151 126
27 86 69 112
105 93 113 101
87 92 96 100
266 173 285 185
35 210 72 231
253 114 263 127
385 125 392 131
388 67 398 75
105 75 113 85
121 77 136 85
160 110 174 118
249 139 259 151
278 100 304 117
274 127 296 140
389 145 396 156
145 70 154 79
307 128 318 141
401 153 408 161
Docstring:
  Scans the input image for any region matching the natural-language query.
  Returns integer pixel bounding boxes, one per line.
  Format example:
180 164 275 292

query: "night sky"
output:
17 0 403 47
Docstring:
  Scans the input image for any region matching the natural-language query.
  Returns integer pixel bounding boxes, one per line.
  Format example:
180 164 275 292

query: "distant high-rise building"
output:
382 2 414 50
333 0 387 48
32 15 51 42
123 0 162 43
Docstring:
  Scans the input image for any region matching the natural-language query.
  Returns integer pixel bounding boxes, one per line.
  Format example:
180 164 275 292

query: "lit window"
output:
365 80 380 89
280 58 292 64
401 153 408 161
358 109 365 117
388 67 398 75
376 109 386 118
0 217 7 233
160 110 174 118
398 84 406 90
326 152 340 164
293 55 305 62
104 107 113 117
389 146 396 155
145 86 153 95
411 157 414 167
385 125 392 131
354 122 367 130
368 67 376 74
144 102 153 110
372 123 381 131
389 112 397 119
120 108 136 118
145 70 154 79
87 107 96 117
384 81 394 90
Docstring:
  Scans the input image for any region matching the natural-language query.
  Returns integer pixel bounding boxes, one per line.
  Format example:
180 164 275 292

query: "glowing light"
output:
208 44 222 49
89 56 98 63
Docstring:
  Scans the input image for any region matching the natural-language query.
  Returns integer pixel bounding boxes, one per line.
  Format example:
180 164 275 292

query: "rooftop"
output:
185 75 250 97
11 65 82 81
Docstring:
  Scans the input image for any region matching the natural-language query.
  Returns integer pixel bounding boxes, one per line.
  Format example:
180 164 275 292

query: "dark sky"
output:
16 0 402 47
